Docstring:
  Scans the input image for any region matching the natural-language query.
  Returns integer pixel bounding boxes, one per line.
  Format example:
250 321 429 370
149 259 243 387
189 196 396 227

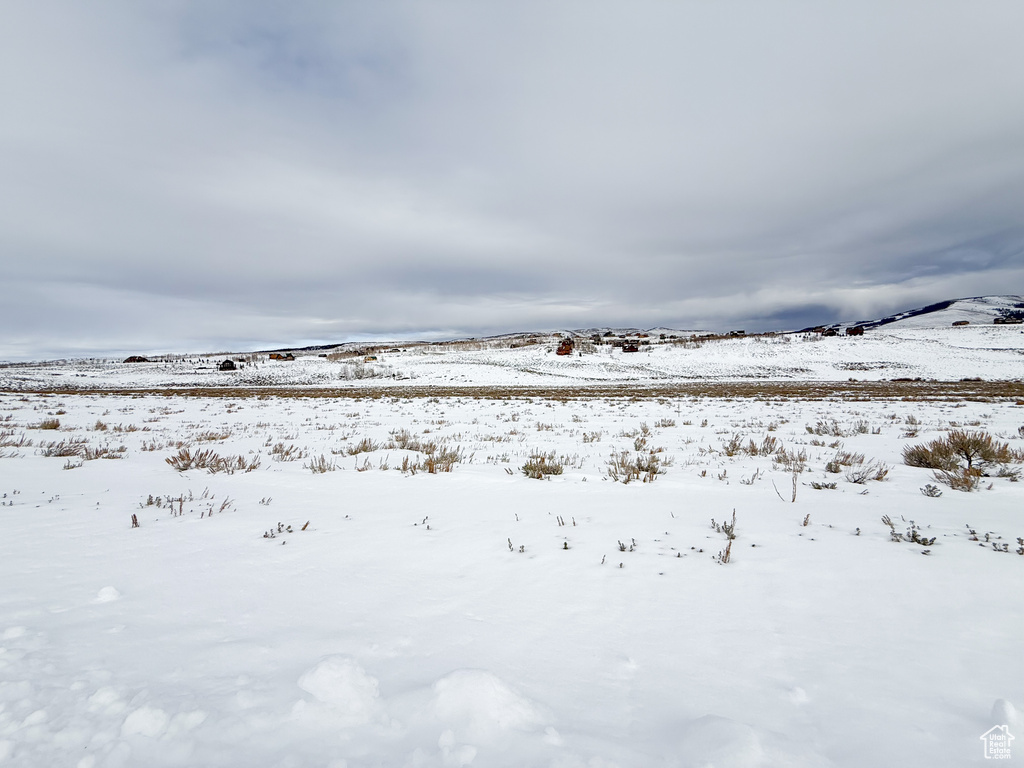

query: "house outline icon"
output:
980 725 1015 760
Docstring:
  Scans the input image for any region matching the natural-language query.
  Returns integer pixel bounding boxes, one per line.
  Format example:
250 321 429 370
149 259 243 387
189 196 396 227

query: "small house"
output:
556 338 575 356
219 359 236 371
846 326 865 336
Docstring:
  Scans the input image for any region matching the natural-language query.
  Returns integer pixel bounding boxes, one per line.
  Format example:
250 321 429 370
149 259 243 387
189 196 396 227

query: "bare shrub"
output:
945 430 1016 468
845 461 889 484
773 447 807 473
38 438 88 457
82 445 127 460
834 450 865 466
336 362 393 380
0 431 32 448
347 438 380 455
387 429 437 454
722 434 744 456
305 454 336 473
712 510 738 564
607 450 639 483
903 431 1020 487
882 514 936 546
166 447 261 474
36 418 61 430
933 467 982 492
388 429 418 450
902 438 959 470
606 450 665 484
750 435 779 456
420 446 463 473
270 442 307 462
521 451 564 479
807 419 844 436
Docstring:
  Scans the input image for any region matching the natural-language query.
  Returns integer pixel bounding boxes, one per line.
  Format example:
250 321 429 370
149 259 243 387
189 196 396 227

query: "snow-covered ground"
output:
1 389 1022 767
2 323 1023 391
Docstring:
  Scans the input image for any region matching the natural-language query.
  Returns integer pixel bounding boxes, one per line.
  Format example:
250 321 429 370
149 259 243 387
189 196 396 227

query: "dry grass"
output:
166 447 261 474
305 454 336 473
14 380 1024 402
82 445 127 460
38 438 88 457
347 437 381 455
0 430 32 448
419 446 463 473
844 462 889 484
773 447 808 473
825 450 865 473
521 451 565 479
606 450 665 484
269 442 307 462
195 430 232 442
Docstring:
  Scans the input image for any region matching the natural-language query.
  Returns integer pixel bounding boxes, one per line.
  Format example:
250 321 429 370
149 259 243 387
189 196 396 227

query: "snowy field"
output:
3 322 1024 392
1 386 1022 767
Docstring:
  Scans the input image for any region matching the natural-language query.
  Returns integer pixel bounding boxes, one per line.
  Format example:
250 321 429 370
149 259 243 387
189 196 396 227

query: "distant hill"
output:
252 296 1022 358
804 295 1024 332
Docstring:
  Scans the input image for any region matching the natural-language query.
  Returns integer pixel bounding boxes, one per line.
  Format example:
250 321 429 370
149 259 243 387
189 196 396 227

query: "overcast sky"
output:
2 1 1023 360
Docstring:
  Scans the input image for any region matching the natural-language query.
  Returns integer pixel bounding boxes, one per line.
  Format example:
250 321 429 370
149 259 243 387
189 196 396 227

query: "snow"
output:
1 304 1023 766
2 322 1023 392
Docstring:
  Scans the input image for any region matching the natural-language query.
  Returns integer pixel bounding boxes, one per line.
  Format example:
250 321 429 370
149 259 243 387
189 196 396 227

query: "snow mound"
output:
120 705 170 738
431 669 547 740
991 699 1020 728
296 656 381 726
93 586 121 603
675 715 835 768
87 687 126 716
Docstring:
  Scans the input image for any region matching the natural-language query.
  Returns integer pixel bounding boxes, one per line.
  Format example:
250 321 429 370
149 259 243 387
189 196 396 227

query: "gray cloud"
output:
2 1 1023 359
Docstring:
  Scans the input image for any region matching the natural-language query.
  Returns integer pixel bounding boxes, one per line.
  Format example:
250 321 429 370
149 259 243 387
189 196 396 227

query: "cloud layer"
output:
2 1 1023 358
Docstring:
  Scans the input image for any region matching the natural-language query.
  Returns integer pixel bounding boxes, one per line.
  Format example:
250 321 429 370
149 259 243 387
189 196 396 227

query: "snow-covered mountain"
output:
816 294 1024 332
